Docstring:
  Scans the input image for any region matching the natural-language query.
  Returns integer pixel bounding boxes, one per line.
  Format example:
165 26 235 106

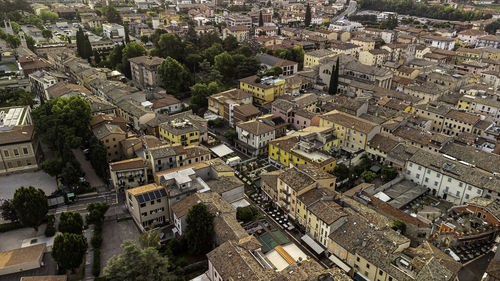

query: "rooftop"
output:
110 158 147 171
0 244 45 271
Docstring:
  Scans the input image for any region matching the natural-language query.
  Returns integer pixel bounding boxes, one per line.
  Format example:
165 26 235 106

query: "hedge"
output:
0 222 23 233
92 248 101 276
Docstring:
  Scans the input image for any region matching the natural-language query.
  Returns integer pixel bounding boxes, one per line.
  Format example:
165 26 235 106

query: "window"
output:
356 257 360 262
140 203 146 208
427 170 431 174
141 212 147 217
468 186 472 191
366 264 370 269
447 178 452 183
418 166 422 171
434 181 439 187
477 189 481 195
379 270 383 276
456 191 460 197
409 163 413 167
23 147 28 154
459 182 463 187
425 177 429 183
13 149 19 156
416 174 420 179
465 194 470 199
3 150 8 157
436 173 441 178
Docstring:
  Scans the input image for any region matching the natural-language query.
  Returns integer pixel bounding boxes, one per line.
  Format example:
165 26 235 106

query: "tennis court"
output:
257 230 291 253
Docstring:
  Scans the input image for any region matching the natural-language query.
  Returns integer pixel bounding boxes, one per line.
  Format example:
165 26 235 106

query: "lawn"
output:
0 62 19 72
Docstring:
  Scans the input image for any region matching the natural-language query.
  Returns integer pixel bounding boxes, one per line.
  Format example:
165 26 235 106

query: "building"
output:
109 158 148 189
223 25 249 42
476 35 500 49
18 56 51 78
296 189 347 247
420 34 456 50
150 94 183 114
256 53 299 76
304 49 335 68
405 149 500 205
0 244 45 276
158 111 208 146
275 165 336 220
235 119 276 157
92 123 127 161
45 82 91 100
457 95 500 123
358 49 389 67
269 126 337 172
442 109 480 137
0 121 42 175
28 70 58 101
239 75 285 105
102 23 125 39
148 144 211 173
126 183 169 230
457 29 488 46
318 110 381 153
128 56 164 89
207 89 257 127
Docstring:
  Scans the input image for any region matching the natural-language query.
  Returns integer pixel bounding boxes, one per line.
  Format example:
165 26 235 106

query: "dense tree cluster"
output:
12 186 48 231
486 19 500 35
184 203 214 255
358 0 490 21
261 47 305 70
76 28 92 60
0 89 35 107
32 97 92 188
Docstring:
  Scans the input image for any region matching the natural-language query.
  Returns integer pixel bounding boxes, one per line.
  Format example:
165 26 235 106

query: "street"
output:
333 0 357 22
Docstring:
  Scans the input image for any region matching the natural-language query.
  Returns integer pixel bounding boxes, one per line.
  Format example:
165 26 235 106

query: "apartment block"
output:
126 183 168 230
128 56 164 89
109 158 148 189
239 75 285 106
158 111 208 146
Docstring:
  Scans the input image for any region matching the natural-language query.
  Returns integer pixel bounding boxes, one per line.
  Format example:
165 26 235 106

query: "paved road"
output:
83 224 95 281
73 148 106 188
333 0 357 22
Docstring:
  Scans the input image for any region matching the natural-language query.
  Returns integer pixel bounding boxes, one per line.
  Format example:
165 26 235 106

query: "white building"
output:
405 149 500 205
102 23 125 39
420 34 456 50
235 119 276 157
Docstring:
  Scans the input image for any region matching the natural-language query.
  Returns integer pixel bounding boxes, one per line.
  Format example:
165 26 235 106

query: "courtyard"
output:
0 171 57 200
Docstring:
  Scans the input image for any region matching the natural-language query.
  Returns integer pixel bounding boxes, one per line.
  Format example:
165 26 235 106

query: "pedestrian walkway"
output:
72 149 105 188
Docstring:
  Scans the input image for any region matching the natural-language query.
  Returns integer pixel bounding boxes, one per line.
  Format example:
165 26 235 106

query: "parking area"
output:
0 171 57 200
0 225 46 252
72 149 106 188
100 218 140 269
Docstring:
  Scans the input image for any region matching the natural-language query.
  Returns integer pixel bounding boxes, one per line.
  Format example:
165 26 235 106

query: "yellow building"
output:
479 46 500 61
276 165 336 219
350 37 376 51
158 111 208 146
304 49 335 68
268 126 337 172
0 125 42 175
109 158 148 189
92 123 126 161
126 183 169 230
239 75 285 105
394 66 419 80
358 49 389 67
223 25 249 42
414 103 451 133
318 110 380 152
296 188 347 247
456 47 482 64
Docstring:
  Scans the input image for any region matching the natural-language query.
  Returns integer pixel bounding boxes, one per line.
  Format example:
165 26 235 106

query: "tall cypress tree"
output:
332 57 340 94
328 63 336 95
305 4 311 27
259 11 264 27
76 28 83 57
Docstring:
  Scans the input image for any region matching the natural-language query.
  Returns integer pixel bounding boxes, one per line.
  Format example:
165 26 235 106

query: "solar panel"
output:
143 192 150 201
159 189 167 197
136 194 145 204
154 190 161 198
148 191 157 201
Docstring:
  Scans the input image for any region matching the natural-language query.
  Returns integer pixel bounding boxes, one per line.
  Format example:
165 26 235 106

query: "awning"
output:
329 254 351 272
354 272 371 281
374 191 391 202
301 234 324 255
210 144 234 157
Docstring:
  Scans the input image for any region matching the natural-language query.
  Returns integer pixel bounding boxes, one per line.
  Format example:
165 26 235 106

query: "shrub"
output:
45 215 56 237
0 222 23 233
361 171 377 183
91 231 103 249
92 248 101 276
236 205 258 223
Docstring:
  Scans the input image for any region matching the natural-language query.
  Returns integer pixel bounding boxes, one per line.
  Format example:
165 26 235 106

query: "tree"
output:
156 33 185 61
332 57 339 94
185 23 198 45
24 33 36 51
305 3 311 27
52 233 88 272
224 129 238 145
202 42 224 64
40 11 58 23
190 82 219 113
381 166 398 182
6 34 20 48
158 57 191 97
42 29 52 41
102 6 122 24
185 203 214 254
485 19 500 35
140 35 149 44
392 220 406 234
328 63 336 95
86 202 109 226
124 24 130 44
267 66 283 77
0 199 17 222
103 240 175 281
121 42 146 78
139 229 161 249
380 14 398 30
222 35 239 52
259 10 264 27
332 163 350 181
88 136 108 179
214 51 235 82
361 171 377 183
58 212 83 234
12 186 47 230
236 205 258 223
0 88 35 107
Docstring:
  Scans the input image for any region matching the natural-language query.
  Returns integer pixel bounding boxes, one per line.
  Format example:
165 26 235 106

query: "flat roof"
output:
0 244 45 270
210 144 234 158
